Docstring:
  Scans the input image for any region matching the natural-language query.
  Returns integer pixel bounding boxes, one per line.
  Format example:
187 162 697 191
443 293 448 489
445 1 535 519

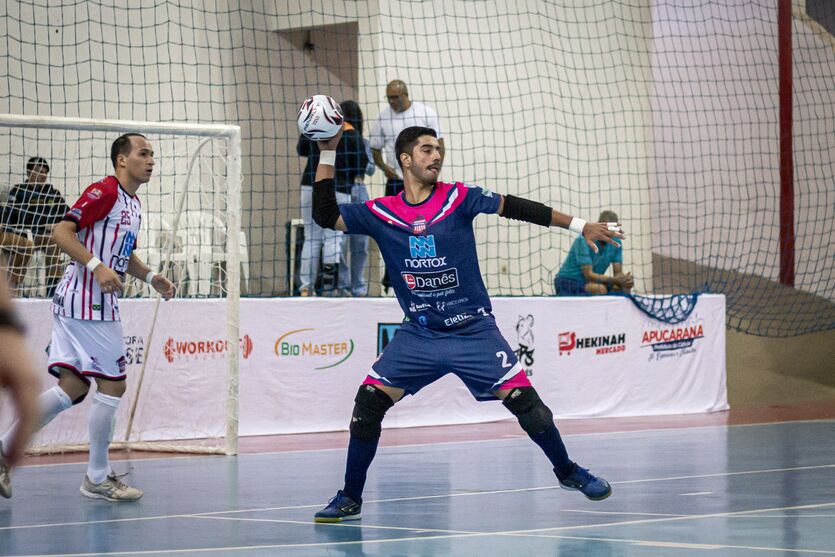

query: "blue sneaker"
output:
314 490 362 523
558 465 612 501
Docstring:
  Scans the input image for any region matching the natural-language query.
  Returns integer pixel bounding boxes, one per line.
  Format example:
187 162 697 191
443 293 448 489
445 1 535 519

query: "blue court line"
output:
5 501 835 557
2 462 833 533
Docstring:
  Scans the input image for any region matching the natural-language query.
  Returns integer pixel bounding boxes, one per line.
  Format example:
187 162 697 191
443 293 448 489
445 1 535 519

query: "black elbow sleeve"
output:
501 194 552 227
312 179 341 229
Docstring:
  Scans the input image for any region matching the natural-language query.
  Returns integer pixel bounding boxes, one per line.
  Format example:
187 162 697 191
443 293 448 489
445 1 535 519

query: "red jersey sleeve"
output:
64 178 119 230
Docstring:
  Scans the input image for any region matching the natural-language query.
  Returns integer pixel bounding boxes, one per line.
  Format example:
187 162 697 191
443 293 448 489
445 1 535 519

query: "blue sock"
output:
528 424 575 479
342 434 379 503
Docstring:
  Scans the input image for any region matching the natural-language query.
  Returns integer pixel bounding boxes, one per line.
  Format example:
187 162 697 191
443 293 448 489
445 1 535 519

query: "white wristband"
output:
568 217 587 235
85 257 102 272
319 150 336 166
144 271 156 284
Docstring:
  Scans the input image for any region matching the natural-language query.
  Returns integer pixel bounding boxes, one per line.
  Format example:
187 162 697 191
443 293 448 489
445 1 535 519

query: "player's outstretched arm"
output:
498 194 624 254
53 220 124 294
127 252 175 300
312 127 348 232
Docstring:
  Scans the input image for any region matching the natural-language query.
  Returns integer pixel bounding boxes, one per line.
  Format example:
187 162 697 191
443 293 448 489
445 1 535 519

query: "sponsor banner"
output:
5 296 726 443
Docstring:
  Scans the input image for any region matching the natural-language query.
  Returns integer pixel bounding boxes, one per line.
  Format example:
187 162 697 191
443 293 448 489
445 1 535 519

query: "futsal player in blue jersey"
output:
311 126 624 522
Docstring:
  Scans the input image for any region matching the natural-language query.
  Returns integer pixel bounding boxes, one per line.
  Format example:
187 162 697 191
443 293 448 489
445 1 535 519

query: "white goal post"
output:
0 114 242 456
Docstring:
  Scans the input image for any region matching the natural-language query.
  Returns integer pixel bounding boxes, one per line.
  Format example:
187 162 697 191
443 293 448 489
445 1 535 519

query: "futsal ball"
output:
297 95 344 140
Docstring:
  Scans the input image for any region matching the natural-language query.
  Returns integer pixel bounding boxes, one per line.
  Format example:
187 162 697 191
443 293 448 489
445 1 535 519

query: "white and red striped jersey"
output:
52 176 142 321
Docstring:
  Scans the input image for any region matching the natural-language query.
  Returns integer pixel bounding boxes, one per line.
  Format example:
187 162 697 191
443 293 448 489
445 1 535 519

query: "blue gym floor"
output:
1 419 834 556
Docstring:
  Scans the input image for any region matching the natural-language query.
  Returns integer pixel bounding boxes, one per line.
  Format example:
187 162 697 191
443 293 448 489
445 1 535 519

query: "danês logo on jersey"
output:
406 234 447 269
163 335 254 363
87 188 103 200
273 328 354 370
402 268 459 292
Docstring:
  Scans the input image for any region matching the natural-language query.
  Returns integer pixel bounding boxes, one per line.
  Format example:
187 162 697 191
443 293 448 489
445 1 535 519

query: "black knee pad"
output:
349 384 395 441
502 387 554 435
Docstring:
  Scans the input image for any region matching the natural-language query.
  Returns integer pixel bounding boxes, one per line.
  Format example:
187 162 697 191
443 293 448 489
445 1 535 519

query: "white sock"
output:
0 386 73 456
87 392 120 485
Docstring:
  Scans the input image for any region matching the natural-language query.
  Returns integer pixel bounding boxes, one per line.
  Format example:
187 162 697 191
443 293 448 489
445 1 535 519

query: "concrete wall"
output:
727 328 835 406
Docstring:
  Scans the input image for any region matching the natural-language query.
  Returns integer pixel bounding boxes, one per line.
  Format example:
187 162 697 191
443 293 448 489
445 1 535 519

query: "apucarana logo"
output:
641 323 704 361
274 328 354 370
163 334 253 363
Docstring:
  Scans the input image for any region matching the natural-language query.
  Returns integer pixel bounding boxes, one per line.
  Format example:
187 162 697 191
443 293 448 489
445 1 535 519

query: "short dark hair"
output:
339 100 363 135
110 133 146 168
598 210 619 222
26 156 49 172
394 126 437 169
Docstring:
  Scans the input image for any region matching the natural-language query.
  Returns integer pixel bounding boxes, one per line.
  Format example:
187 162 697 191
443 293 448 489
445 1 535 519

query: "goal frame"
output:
0 113 242 456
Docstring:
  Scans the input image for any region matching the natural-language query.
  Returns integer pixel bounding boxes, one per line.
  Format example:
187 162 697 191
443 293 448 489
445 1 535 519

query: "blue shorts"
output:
368 316 527 401
555 276 593 296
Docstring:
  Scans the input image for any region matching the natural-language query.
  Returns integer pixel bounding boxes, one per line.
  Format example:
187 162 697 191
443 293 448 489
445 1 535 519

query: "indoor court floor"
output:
1 405 833 556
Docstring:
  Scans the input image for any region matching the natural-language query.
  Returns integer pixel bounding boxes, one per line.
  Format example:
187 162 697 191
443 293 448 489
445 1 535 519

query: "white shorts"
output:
48 314 126 383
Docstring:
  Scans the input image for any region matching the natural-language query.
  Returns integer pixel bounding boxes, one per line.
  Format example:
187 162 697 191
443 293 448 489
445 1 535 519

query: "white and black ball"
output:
297 95 344 141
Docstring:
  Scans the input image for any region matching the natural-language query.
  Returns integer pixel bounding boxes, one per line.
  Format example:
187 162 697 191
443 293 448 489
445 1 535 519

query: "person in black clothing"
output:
296 111 368 295
0 157 68 296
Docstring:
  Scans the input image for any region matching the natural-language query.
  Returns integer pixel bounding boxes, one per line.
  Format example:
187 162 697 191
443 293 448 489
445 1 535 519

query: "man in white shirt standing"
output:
370 79 444 294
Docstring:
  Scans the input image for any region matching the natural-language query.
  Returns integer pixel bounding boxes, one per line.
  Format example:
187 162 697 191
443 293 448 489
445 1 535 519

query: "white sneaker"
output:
0 441 11 499
80 474 143 502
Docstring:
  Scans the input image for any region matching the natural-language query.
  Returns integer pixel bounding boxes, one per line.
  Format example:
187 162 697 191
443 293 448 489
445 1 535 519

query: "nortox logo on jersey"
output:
409 235 436 258
412 215 427 234
406 234 447 268
109 230 137 272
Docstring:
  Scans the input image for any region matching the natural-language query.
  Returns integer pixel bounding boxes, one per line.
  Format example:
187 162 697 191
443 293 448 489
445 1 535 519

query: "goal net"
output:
0 114 242 455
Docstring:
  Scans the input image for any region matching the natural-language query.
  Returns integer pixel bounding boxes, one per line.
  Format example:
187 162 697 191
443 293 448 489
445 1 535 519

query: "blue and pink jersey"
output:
339 181 501 331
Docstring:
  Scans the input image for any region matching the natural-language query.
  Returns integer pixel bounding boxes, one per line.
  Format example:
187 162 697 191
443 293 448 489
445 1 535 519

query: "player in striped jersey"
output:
312 126 623 522
0 134 175 502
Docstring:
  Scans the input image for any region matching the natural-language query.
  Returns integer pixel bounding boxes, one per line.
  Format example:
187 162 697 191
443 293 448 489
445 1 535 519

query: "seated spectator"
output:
554 210 633 296
0 157 68 296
